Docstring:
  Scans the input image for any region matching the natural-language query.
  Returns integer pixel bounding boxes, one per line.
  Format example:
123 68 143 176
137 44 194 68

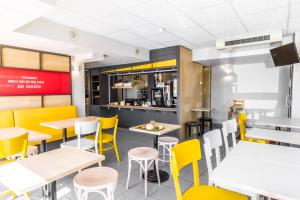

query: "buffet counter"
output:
100 105 177 112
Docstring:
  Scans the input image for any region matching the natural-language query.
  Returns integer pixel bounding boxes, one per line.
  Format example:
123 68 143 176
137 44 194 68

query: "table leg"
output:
62 128 67 143
143 135 169 183
40 140 47 152
48 181 57 200
201 111 205 135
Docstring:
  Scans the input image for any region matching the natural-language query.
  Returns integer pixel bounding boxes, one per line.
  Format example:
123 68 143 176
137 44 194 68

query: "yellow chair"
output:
171 139 247 200
0 133 29 199
86 116 120 162
238 112 270 144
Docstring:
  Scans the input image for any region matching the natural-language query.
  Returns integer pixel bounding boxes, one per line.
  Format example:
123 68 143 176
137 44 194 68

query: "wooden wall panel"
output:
2 47 40 69
41 53 70 72
0 96 42 110
179 47 203 139
43 95 71 107
203 67 211 113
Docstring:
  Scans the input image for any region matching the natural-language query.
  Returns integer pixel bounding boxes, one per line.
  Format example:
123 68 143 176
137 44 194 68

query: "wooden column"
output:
179 47 204 139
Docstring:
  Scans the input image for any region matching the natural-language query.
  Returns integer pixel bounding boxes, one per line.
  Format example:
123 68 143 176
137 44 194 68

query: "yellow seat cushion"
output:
0 110 14 129
86 133 113 143
183 186 247 200
13 106 77 143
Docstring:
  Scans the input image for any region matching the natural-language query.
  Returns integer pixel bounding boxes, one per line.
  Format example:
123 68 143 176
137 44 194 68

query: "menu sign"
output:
0 67 71 95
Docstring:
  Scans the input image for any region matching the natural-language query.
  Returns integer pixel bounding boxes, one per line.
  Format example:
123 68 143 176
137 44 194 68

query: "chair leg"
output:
162 145 166 167
139 161 143 180
155 159 161 185
113 140 121 162
168 144 172 162
144 160 148 197
126 158 132 189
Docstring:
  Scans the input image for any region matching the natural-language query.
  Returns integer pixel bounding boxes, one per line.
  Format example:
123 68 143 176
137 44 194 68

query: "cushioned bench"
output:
0 110 15 129
13 106 77 143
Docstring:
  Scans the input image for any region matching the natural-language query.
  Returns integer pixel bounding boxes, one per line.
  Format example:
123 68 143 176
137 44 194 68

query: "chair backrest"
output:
222 119 238 153
75 120 99 136
98 115 118 139
171 139 201 200
0 133 28 164
238 112 247 141
203 129 223 185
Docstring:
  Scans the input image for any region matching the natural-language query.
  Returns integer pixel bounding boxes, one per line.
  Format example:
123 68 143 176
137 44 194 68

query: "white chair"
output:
158 136 179 165
203 129 224 185
222 119 238 154
126 147 160 196
61 120 100 153
74 167 118 200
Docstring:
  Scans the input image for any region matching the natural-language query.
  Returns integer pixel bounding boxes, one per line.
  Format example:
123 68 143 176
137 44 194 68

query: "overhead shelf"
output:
101 59 177 74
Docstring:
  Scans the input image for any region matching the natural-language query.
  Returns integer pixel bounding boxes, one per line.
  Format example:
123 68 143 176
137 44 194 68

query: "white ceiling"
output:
41 0 300 50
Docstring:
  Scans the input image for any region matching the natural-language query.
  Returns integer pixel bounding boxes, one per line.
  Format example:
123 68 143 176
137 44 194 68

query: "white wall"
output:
72 62 85 117
211 62 290 124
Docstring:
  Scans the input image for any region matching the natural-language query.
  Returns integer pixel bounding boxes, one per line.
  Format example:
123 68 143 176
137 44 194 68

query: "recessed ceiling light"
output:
159 27 166 32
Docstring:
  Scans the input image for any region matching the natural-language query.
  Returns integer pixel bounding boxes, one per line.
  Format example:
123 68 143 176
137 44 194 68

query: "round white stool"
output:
26 145 39 156
126 147 160 196
74 167 118 200
158 137 179 164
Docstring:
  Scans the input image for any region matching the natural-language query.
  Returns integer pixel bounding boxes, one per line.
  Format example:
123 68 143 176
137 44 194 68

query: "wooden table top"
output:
191 107 215 112
0 127 51 142
246 127 300 145
40 116 98 130
0 147 105 195
211 141 300 199
129 123 181 136
255 117 300 129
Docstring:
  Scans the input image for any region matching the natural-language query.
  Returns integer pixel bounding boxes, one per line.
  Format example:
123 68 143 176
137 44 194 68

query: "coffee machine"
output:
151 88 165 107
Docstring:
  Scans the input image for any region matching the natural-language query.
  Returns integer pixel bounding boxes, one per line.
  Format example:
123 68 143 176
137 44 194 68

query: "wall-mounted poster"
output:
0 67 71 95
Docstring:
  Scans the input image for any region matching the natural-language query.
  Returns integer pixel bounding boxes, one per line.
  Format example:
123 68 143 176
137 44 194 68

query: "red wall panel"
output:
0 67 71 95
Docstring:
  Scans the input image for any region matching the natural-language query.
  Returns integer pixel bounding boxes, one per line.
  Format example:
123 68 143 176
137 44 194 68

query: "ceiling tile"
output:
128 0 196 31
100 12 146 29
146 32 179 43
108 31 141 41
241 7 288 33
57 0 120 20
126 23 161 37
126 38 164 49
163 40 198 49
202 18 247 38
44 8 120 35
167 0 226 12
189 2 237 25
110 0 149 9
173 26 216 44
0 0 54 31
230 0 289 16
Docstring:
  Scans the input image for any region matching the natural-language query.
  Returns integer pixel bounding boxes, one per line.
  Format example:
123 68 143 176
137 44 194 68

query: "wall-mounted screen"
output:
0 67 71 95
270 42 300 66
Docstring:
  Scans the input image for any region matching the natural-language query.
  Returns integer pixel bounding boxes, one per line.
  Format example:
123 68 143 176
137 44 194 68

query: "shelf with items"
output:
91 74 100 105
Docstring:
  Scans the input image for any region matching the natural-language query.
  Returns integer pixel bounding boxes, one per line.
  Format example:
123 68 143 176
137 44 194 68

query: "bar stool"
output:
126 147 160 196
73 167 118 200
199 116 213 134
185 121 202 138
158 137 179 165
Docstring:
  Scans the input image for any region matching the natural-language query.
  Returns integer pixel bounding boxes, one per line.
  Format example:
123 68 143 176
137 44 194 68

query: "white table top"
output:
255 117 300 129
40 116 98 130
246 128 300 145
129 123 181 136
0 147 104 195
191 107 215 112
211 141 300 199
0 127 51 142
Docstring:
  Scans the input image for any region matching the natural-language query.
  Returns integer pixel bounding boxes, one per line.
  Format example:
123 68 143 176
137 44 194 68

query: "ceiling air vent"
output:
216 31 282 50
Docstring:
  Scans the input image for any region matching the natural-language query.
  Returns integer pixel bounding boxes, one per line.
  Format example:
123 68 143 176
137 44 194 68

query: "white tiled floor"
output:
1 127 225 200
